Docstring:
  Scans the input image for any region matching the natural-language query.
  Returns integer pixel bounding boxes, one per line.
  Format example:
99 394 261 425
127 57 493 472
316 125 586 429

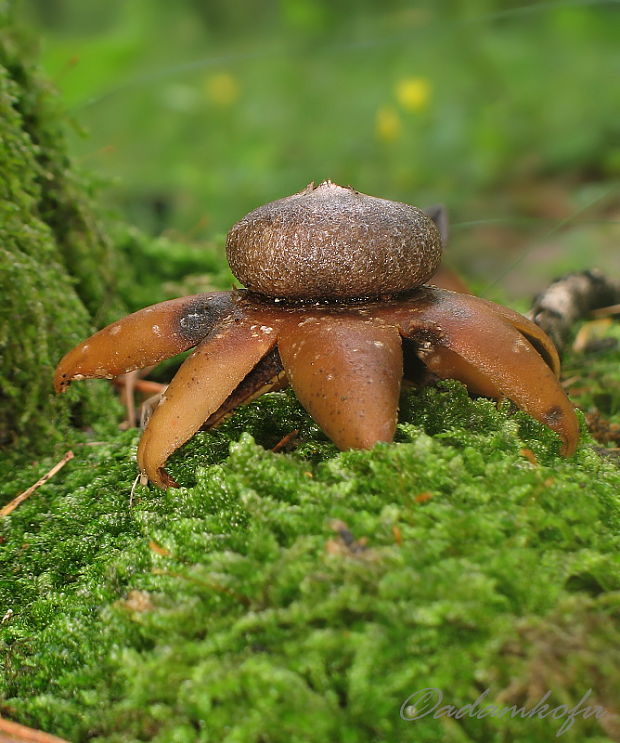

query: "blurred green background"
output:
18 0 620 302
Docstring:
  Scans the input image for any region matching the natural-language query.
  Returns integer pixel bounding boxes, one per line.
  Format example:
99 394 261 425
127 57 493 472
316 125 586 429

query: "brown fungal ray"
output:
277 315 403 449
202 347 288 429
422 205 471 294
54 293 234 392
137 316 282 488
474 294 561 377
384 289 579 455
429 264 471 294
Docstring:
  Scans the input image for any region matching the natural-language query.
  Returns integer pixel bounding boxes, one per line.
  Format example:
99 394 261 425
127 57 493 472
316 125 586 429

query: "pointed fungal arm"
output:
476 295 561 377
137 317 282 487
391 290 578 455
376 288 561 376
202 347 288 429
54 293 235 392
277 315 403 450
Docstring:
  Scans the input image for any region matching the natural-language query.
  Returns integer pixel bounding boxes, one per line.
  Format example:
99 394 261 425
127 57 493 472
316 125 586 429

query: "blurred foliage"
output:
17 0 620 301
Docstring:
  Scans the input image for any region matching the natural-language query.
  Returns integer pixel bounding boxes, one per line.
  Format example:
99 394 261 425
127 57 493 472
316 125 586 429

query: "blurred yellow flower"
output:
205 72 240 106
395 77 431 112
375 106 402 142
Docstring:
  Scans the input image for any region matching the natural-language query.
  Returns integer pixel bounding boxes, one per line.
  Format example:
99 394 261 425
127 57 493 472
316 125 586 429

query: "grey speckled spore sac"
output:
226 180 442 300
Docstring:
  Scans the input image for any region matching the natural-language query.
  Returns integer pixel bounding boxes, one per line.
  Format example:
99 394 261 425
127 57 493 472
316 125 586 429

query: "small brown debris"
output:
118 590 154 613
415 491 433 504
149 540 171 557
392 525 402 545
271 429 300 452
586 412 620 447
326 519 371 557
519 448 539 466
572 318 614 354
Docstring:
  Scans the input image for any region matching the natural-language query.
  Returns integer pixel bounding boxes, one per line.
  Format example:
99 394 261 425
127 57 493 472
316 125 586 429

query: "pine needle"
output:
1 451 74 518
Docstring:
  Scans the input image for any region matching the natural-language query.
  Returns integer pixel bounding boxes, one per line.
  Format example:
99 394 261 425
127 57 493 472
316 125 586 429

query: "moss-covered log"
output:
0 5 124 453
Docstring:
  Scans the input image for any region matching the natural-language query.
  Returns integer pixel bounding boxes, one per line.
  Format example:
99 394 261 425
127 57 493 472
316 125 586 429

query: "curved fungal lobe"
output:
55 287 578 488
376 288 579 456
137 314 284 488
277 314 403 450
54 293 235 392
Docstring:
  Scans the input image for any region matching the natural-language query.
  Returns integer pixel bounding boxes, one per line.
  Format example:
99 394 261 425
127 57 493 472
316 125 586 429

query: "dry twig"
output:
0 451 74 518
271 429 300 452
590 302 620 319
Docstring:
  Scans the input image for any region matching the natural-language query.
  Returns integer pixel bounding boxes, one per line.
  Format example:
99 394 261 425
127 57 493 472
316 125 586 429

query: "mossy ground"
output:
0 8 124 454
0 11 232 457
1 367 619 742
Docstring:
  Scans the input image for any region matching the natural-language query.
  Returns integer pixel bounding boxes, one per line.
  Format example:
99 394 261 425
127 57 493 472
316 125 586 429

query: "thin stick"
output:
129 473 142 507
271 429 300 452
0 451 74 518
113 368 163 429
113 375 165 397
0 716 70 743
590 302 620 319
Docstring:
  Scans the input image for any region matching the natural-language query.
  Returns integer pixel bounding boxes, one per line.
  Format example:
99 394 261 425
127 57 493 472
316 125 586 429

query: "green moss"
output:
562 322 620 428
113 226 234 313
0 7 125 453
2 6 619 741
1 380 618 742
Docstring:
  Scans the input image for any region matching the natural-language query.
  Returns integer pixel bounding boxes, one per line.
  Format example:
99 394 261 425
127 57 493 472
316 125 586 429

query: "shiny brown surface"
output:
137 314 283 487
384 289 578 455
277 315 403 449
55 285 578 487
483 298 561 377
54 293 233 392
373 288 561 378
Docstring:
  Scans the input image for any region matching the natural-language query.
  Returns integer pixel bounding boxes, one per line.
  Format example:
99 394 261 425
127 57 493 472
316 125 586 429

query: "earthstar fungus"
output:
55 181 579 487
